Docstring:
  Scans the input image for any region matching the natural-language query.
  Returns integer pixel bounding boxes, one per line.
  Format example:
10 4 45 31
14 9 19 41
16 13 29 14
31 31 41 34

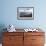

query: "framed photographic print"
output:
17 7 34 20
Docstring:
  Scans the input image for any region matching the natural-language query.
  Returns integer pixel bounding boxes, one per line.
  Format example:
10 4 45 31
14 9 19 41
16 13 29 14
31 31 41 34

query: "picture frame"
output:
17 7 34 20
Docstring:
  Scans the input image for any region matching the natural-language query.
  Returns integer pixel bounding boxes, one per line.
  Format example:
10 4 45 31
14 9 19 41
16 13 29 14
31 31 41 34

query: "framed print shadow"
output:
17 7 34 20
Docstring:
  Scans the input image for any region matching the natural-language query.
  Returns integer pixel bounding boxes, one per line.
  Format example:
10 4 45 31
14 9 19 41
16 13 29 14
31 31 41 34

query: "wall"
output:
0 0 46 29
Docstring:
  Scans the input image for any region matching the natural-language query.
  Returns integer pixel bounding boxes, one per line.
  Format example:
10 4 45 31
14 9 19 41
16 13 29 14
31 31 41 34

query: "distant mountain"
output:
20 12 32 17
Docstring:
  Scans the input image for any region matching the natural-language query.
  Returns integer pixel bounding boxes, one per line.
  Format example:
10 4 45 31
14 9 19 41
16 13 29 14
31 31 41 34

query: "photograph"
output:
17 7 34 20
